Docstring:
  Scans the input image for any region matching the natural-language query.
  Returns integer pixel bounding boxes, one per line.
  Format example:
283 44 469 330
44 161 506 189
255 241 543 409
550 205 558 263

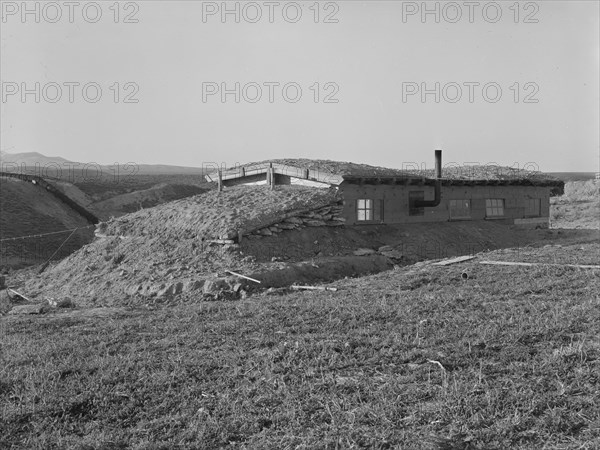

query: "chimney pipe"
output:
414 149 442 208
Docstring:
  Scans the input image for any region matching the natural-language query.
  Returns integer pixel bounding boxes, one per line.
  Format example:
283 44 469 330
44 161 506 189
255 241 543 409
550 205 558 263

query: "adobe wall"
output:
339 183 551 225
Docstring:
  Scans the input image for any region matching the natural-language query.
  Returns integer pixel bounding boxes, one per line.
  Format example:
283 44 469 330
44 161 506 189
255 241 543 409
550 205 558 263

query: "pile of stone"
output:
245 203 345 239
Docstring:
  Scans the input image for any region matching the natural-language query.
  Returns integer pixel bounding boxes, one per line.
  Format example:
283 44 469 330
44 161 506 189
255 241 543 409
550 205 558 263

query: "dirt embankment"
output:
101 185 341 240
551 180 599 230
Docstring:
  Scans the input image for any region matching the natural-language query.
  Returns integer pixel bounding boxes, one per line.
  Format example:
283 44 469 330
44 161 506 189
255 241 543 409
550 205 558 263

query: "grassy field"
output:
1 241 599 449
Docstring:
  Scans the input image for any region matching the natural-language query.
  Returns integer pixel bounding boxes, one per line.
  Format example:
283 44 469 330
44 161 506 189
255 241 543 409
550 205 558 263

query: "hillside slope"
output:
0 177 94 268
91 183 208 220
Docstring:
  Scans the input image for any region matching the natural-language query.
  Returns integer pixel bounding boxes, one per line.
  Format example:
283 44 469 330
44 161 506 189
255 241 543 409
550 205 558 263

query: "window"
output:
486 199 505 217
356 199 383 222
409 191 424 216
357 199 373 221
524 198 541 217
449 199 471 219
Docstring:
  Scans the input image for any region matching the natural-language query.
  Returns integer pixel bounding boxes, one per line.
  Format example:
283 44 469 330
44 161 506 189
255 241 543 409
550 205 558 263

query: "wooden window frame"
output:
356 199 383 222
357 199 374 221
485 198 505 217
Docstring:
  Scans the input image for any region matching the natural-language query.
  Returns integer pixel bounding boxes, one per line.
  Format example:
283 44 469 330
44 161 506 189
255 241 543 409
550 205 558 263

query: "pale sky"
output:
1 1 599 172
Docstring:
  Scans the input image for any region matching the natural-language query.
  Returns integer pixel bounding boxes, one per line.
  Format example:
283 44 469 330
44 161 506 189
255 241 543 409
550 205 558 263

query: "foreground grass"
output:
1 246 599 449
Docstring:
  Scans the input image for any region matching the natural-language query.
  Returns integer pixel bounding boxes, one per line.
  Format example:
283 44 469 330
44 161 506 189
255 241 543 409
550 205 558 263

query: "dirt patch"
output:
248 255 393 288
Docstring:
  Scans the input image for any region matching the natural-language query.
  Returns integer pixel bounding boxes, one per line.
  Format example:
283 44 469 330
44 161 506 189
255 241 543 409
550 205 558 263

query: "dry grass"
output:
1 242 599 449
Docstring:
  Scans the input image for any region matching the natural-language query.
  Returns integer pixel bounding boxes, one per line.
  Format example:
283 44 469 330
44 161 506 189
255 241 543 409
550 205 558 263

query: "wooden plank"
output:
480 261 600 270
8 288 32 302
208 239 235 245
291 285 338 292
432 255 476 266
225 270 261 284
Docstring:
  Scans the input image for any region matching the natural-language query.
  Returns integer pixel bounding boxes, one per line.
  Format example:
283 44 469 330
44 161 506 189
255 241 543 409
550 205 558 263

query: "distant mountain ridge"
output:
0 151 207 175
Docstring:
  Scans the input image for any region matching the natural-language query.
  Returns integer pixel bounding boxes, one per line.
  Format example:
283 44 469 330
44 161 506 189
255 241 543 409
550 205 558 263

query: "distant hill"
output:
0 151 71 166
548 172 596 182
0 151 207 176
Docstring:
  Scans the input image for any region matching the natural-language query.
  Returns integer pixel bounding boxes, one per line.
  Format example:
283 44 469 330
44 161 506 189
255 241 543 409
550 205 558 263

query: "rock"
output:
174 282 184 294
354 248 376 256
203 278 231 295
0 290 10 304
320 214 333 221
381 250 403 259
126 284 143 296
220 230 238 240
8 304 48 315
283 217 303 224
48 297 75 308
258 228 273 236
277 223 298 230
305 220 327 227
269 226 282 233
157 285 174 298
326 221 344 227
378 245 394 253
158 282 184 299
232 283 243 293
146 284 165 297
184 280 204 292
